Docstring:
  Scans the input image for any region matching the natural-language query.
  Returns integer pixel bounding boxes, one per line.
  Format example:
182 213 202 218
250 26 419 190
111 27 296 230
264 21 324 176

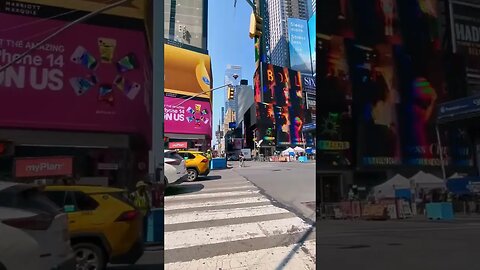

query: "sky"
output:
208 0 256 144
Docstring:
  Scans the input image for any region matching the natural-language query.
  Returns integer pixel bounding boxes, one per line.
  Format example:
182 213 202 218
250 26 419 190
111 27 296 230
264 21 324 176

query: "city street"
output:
318 217 480 270
234 161 316 222
163 164 316 269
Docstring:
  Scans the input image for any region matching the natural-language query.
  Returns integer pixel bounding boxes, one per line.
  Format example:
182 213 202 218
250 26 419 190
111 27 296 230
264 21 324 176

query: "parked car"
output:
164 150 187 185
43 185 144 270
178 150 210 181
0 181 75 270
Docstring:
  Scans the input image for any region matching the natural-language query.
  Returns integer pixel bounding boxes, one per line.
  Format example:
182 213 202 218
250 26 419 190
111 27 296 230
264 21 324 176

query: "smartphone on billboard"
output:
116 53 137 73
71 46 98 70
70 77 95 96
98 84 114 105
114 75 141 100
98 38 117 63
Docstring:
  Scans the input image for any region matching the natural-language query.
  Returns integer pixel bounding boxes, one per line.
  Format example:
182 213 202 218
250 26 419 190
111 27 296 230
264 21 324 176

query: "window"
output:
188 153 196 159
73 192 99 211
0 186 60 215
44 191 68 208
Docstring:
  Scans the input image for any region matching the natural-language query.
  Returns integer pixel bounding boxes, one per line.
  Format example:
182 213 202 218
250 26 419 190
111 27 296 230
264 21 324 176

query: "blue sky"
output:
208 0 256 143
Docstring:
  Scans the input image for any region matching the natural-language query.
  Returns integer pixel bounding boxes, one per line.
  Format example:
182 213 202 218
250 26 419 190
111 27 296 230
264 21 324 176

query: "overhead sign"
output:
437 95 480 123
168 142 188 149
15 156 73 178
450 1 480 80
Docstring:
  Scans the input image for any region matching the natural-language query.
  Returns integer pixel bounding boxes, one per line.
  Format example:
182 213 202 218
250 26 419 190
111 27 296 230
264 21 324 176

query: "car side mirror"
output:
64 204 76 213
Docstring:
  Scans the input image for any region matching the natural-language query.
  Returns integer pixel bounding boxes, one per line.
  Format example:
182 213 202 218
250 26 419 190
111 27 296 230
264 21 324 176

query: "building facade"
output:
163 0 213 152
224 64 242 111
316 0 478 205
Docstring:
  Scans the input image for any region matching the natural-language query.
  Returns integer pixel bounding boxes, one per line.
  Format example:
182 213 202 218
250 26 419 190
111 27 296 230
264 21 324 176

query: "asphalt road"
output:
233 160 316 223
318 218 480 270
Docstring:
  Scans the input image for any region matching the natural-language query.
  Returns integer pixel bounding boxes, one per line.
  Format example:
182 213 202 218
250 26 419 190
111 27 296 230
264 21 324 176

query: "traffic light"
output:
249 12 263 39
227 86 235 100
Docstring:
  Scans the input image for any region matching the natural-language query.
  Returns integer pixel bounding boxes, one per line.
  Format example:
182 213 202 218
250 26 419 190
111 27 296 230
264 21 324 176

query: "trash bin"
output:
146 208 164 244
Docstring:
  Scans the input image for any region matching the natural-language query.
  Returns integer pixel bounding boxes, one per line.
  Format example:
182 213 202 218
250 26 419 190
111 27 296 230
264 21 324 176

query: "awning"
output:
437 95 480 125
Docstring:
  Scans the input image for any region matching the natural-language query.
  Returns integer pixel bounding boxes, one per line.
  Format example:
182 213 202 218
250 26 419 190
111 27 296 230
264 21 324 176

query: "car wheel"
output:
73 242 106 270
187 168 198 181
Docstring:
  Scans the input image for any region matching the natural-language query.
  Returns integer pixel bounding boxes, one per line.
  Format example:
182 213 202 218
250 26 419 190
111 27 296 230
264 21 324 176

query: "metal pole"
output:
436 125 447 181
152 0 164 184
0 0 131 72
173 83 232 108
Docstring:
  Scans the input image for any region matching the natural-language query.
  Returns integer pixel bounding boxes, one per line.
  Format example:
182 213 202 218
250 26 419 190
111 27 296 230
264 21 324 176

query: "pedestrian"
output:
130 181 152 240
239 152 245 167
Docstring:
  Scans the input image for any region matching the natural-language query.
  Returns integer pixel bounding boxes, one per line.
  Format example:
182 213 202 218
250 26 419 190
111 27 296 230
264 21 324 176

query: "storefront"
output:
0 2 152 188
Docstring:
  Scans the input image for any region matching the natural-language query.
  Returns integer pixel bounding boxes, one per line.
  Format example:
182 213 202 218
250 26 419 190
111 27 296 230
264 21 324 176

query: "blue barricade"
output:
210 158 227 170
146 208 164 244
426 203 454 220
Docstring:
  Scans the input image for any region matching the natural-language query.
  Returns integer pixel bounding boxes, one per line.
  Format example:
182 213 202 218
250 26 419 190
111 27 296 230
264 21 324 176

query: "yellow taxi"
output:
43 185 144 270
178 150 211 181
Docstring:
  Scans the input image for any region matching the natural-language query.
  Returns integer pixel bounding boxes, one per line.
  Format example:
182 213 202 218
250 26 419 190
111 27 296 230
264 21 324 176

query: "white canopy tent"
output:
409 171 446 189
281 147 294 156
293 146 305 153
373 174 411 199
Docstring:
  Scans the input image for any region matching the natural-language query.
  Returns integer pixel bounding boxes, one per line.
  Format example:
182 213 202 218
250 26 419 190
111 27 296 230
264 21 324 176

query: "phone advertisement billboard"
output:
164 95 212 136
0 12 151 135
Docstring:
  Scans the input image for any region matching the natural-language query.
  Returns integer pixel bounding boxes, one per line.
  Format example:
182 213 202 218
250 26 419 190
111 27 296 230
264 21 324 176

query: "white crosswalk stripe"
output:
164 171 316 270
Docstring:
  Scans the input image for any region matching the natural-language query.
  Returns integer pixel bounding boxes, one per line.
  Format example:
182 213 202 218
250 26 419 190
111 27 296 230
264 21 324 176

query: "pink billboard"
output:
164 96 212 137
0 13 151 135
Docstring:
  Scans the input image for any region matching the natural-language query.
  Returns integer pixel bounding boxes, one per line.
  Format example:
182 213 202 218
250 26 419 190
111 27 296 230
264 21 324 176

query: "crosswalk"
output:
164 171 316 270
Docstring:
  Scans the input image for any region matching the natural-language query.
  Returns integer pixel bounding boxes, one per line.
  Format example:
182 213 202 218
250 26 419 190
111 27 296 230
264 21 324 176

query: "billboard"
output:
255 102 276 145
351 0 402 45
164 95 212 136
164 44 212 99
317 0 355 38
348 42 402 166
262 63 305 146
7 0 146 19
450 1 480 80
288 18 312 74
317 34 353 167
308 13 316 75
0 12 151 135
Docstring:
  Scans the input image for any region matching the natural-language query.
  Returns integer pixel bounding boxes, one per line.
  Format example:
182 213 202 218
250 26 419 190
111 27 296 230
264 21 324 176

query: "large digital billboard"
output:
254 63 305 146
308 13 316 75
288 18 312 74
316 34 353 167
164 95 212 136
0 10 151 135
348 42 402 166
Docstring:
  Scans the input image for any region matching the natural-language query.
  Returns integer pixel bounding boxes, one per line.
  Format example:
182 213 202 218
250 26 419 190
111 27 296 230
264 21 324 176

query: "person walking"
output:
239 152 245 168
131 181 151 240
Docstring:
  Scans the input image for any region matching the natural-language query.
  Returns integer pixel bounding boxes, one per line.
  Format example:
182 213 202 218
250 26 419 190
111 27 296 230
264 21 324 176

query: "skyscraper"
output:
267 0 308 67
224 64 242 111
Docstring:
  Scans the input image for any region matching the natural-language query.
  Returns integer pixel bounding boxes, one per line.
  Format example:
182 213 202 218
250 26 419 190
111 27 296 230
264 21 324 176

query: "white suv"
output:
164 150 187 185
0 181 75 270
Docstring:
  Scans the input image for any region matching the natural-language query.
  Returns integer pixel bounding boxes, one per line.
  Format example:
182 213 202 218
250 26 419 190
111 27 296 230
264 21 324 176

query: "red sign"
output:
15 157 73 178
169 142 188 149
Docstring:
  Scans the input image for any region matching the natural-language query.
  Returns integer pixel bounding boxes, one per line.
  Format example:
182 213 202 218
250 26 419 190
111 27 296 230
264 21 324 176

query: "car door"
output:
68 192 102 232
